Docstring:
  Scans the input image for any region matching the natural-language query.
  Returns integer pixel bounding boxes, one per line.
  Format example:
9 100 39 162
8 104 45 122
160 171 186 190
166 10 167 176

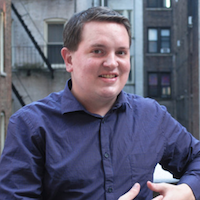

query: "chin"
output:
100 89 121 99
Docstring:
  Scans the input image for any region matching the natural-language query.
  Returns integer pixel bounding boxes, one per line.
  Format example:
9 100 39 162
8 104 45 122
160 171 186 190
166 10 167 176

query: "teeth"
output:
101 74 116 78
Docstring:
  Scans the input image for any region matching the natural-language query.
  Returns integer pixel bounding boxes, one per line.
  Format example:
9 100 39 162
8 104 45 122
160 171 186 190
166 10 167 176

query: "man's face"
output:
63 21 130 105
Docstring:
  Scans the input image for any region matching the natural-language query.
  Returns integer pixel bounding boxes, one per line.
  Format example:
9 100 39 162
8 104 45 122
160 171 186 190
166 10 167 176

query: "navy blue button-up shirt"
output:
1 79 200 200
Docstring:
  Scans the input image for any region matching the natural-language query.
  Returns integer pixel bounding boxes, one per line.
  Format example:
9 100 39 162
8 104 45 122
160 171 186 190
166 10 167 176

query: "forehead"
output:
82 20 127 33
80 21 129 45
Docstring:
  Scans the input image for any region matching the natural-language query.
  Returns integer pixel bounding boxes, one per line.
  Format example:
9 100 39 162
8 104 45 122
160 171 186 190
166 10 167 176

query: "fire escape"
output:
11 3 54 107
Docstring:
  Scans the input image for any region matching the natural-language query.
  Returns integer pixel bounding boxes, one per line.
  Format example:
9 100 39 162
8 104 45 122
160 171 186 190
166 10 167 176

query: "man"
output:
0 6 200 200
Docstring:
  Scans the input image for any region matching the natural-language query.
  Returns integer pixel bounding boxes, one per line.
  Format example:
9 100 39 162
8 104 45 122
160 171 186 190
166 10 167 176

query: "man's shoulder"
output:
123 92 157 106
123 92 166 113
12 90 64 119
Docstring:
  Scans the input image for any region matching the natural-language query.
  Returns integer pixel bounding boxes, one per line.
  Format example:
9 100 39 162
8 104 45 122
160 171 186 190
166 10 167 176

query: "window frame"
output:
0 112 5 154
147 27 171 54
44 19 66 68
147 72 171 99
0 11 5 75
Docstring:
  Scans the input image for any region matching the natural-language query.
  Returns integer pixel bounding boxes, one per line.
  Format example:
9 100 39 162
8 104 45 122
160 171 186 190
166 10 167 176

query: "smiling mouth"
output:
99 74 117 78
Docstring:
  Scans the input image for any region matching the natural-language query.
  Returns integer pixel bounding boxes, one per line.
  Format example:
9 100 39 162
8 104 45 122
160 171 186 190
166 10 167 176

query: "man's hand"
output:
118 183 140 200
118 181 195 200
147 181 195 200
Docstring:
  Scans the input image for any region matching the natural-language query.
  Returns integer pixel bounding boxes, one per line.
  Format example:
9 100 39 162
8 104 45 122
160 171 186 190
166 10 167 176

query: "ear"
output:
61 47 73 72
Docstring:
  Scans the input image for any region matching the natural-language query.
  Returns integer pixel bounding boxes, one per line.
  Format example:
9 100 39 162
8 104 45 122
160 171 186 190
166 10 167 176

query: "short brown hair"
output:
63 7 131 51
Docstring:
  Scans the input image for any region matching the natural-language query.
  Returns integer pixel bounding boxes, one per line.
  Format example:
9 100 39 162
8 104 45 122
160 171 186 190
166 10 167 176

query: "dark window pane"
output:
161 39 170 49
148 73 171 98
149 41 158 52
47 23 64 64
161 29 170 49
149 86 158 97
148 0 157 7
48 24 63 43
47 45 63 64
148 74 158 97
161 74 170 86
161 74 171 98
149 73 158 85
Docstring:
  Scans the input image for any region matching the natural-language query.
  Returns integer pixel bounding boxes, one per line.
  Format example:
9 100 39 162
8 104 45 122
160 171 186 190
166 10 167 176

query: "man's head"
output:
63 6 131 51
61 7 131 116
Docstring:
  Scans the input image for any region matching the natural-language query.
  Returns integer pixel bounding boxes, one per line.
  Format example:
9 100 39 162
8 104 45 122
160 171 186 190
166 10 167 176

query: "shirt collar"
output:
61 79 132 115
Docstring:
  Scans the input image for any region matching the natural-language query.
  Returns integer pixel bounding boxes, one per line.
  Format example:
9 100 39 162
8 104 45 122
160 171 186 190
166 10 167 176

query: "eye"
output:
92 49 103 54
117 51 127 55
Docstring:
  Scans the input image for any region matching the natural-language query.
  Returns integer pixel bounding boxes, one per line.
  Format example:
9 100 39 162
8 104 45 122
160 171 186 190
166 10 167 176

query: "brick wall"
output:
172 0 190 129
189 0 199 139
0 0 12 151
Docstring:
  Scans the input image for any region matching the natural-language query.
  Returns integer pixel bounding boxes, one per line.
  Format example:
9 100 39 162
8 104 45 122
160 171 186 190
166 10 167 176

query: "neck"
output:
72 90 116 116
85 100 115 116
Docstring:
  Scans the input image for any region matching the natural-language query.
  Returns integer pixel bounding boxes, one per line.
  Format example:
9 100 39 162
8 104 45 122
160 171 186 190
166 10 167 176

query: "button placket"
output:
100 117 114 199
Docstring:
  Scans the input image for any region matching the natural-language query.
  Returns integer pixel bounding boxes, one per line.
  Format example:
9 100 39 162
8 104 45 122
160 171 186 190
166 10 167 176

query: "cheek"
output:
73 59 99 79
120 60 131 74
85 59 101 73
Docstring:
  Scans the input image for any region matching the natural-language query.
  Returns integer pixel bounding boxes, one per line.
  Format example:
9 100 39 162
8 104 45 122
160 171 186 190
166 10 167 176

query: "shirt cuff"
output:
178 175 200 200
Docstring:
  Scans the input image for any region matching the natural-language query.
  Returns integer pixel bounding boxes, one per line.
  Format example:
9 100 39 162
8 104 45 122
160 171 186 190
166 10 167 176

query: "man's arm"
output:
0 111 44 199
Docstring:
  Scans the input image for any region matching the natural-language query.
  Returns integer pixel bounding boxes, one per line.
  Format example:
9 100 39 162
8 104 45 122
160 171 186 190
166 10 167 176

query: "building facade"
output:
143 0 175 115
143 0 200 140
0 0 12 153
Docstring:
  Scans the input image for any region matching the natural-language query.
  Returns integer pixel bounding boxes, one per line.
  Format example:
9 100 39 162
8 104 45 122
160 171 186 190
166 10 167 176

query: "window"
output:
101 0 108 6
0 12 4 74
93 0 108 6
148 28 170 53
0 112 5 153
148 72 171 98
46 22 65 66
147 0 171 8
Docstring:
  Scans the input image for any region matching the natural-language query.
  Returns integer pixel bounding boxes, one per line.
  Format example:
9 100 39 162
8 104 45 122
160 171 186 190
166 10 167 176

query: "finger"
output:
118 183 140 200
147 181 166 194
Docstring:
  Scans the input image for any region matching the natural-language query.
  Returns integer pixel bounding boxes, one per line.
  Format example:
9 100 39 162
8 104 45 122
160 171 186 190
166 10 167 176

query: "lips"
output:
99 74 117 78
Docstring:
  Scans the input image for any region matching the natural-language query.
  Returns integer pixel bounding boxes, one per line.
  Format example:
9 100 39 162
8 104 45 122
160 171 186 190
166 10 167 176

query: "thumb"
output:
118 183 141 200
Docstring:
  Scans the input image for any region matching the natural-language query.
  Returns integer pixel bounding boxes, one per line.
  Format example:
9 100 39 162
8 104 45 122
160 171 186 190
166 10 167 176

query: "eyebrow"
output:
90 44 106 48
90 43 129 49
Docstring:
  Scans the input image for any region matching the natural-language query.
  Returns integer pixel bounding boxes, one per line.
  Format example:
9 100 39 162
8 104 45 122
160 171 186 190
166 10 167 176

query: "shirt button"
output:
104 152 109 158
107 187 113 193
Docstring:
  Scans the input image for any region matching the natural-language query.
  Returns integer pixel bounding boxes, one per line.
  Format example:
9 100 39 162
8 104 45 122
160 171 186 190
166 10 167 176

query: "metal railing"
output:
12 46 65 69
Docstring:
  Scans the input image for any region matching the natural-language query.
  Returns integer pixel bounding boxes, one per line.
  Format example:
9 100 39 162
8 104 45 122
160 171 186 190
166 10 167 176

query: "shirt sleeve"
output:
159 105 200 200
0 109 45 200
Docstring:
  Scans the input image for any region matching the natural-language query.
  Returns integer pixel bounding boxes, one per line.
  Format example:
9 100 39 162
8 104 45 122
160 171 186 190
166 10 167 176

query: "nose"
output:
103 53 118 69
